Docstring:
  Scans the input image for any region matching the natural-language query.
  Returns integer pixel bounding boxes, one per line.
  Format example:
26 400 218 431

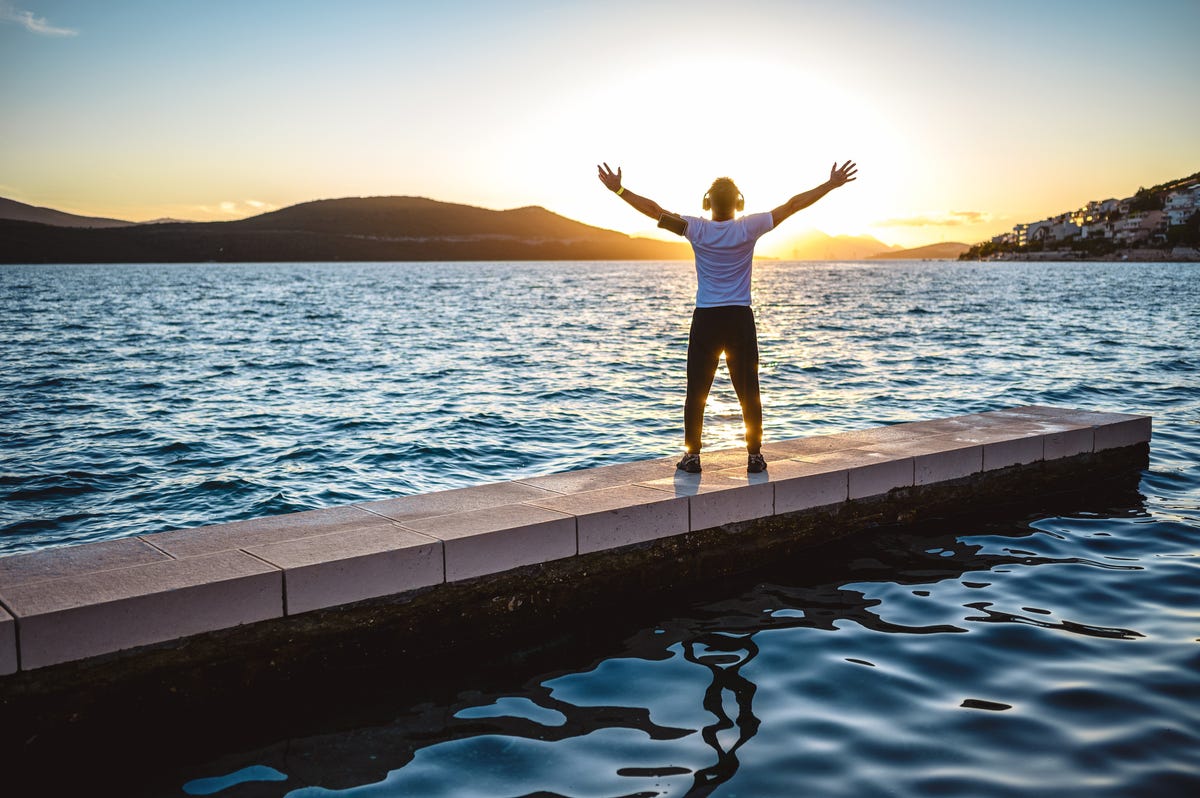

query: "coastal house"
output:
1078 198 1120 224
1049 220 1081 241
1026 220 1055 244
1081 220 1114 239
1164 189 1199 227
1114 210 1166 243
1013 218 1077 245
1114 213 1145 242
1014 222 1029 246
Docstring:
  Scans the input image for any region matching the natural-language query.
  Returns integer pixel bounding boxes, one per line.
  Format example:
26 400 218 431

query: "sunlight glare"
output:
540 51 906 248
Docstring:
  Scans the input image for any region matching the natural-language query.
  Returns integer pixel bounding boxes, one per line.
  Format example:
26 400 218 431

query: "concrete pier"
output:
0 405 1150 683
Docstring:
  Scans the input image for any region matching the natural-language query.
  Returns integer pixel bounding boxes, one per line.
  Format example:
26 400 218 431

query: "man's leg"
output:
684 308 723 454
725 306 763 454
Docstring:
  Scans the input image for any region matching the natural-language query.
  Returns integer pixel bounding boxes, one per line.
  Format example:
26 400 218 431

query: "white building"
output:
1165 189 1199 226
1014 222 1029 246
1081 221 1114 239
1049 221 1081 241
1026 220 1054 245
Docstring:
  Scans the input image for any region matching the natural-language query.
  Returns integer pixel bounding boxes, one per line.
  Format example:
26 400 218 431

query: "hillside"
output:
0 197 133 229
235 196 612 239
773 228 901 260
0 196 691 263
959 170 1200 261
868 241 970 260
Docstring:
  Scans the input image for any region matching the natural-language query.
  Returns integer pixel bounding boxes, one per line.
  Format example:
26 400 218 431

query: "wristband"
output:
616 186 625 196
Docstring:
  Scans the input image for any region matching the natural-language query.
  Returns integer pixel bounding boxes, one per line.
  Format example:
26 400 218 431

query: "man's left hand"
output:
829 160 858 187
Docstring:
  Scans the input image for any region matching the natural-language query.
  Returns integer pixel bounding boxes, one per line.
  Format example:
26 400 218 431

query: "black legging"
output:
685 305 762 454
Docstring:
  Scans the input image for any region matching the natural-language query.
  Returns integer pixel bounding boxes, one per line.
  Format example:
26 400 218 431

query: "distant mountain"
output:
867 241 970 260
236 196 612 239
0 197 133 228
775 228 900 260
0 195 691 263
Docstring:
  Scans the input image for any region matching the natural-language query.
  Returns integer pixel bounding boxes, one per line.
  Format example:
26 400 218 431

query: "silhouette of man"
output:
597 161 857 473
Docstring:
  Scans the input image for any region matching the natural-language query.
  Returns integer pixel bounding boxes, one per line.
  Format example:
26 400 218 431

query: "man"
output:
597 160 858 473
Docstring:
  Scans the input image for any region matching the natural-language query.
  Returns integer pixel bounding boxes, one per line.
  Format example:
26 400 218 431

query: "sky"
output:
1 0 1197 253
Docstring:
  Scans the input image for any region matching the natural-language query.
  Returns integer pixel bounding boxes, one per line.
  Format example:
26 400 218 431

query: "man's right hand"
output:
596 163 666 221
597 162 623 192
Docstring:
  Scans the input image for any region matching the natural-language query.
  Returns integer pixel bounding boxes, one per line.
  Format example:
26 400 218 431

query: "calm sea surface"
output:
1 261 1198 796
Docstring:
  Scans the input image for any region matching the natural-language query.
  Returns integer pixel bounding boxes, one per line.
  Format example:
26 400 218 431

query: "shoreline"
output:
961 248 1199 263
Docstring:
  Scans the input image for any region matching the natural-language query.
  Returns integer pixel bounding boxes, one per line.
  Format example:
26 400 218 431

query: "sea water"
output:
1 261 1198 795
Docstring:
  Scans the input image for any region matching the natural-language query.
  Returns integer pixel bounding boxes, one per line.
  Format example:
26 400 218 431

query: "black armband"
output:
657 213 687 237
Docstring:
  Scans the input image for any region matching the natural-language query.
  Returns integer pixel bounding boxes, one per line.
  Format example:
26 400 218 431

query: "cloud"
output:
0 3 78 36
876 211 991 228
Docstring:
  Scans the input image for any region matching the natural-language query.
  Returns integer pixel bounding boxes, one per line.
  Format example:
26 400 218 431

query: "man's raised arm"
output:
597 162 668 222
770 160 858 228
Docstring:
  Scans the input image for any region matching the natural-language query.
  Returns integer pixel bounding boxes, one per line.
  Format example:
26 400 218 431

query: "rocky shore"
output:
976 247 1199 262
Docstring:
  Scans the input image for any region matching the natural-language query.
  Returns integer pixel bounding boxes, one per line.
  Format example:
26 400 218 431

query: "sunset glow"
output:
1 0 1197 250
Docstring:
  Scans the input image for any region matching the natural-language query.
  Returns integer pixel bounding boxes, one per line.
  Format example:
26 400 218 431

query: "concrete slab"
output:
761 434 867 459
893 413 1004 434
516 458 677 495
400 504 576 582
0 538 169 589
0 606 15 675
992 405 1149 453
639 470 774 530
794 449 915 500
1044 427 1094 459
994 405 1140 426
988 406 1134 430
246 526 443 616
0 551 281 670
693 447 764 472
146 505 403 559
929 426 1045 471
982 435 1045 470
924 412 1076 437
866 437 983 486
1094 416 1152 451
769 459 850 514
527 485 689 555
360 480 560 524
826 421 955 446
915 444 982 485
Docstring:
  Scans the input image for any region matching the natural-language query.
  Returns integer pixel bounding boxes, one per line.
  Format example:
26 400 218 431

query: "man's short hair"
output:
706 177 742 213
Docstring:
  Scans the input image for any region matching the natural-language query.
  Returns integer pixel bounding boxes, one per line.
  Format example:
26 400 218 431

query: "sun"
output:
512 48 909 249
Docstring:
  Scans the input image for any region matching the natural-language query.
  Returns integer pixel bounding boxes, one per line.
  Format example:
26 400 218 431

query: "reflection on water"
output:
681 633 760 794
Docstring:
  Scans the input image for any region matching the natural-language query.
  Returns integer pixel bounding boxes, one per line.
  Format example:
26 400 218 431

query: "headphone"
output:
702 185 745 212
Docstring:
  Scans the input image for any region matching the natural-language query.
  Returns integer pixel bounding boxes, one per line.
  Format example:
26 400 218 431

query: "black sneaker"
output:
676 452 702 473
747 453 767 473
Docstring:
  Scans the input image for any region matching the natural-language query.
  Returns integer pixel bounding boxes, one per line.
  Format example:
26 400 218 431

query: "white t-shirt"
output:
680 212 774 307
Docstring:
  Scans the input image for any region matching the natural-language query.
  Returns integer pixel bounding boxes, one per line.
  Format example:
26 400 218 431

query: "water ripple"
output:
3 261 1200 796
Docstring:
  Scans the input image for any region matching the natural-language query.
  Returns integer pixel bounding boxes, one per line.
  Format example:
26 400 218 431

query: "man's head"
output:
703 177 744 218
